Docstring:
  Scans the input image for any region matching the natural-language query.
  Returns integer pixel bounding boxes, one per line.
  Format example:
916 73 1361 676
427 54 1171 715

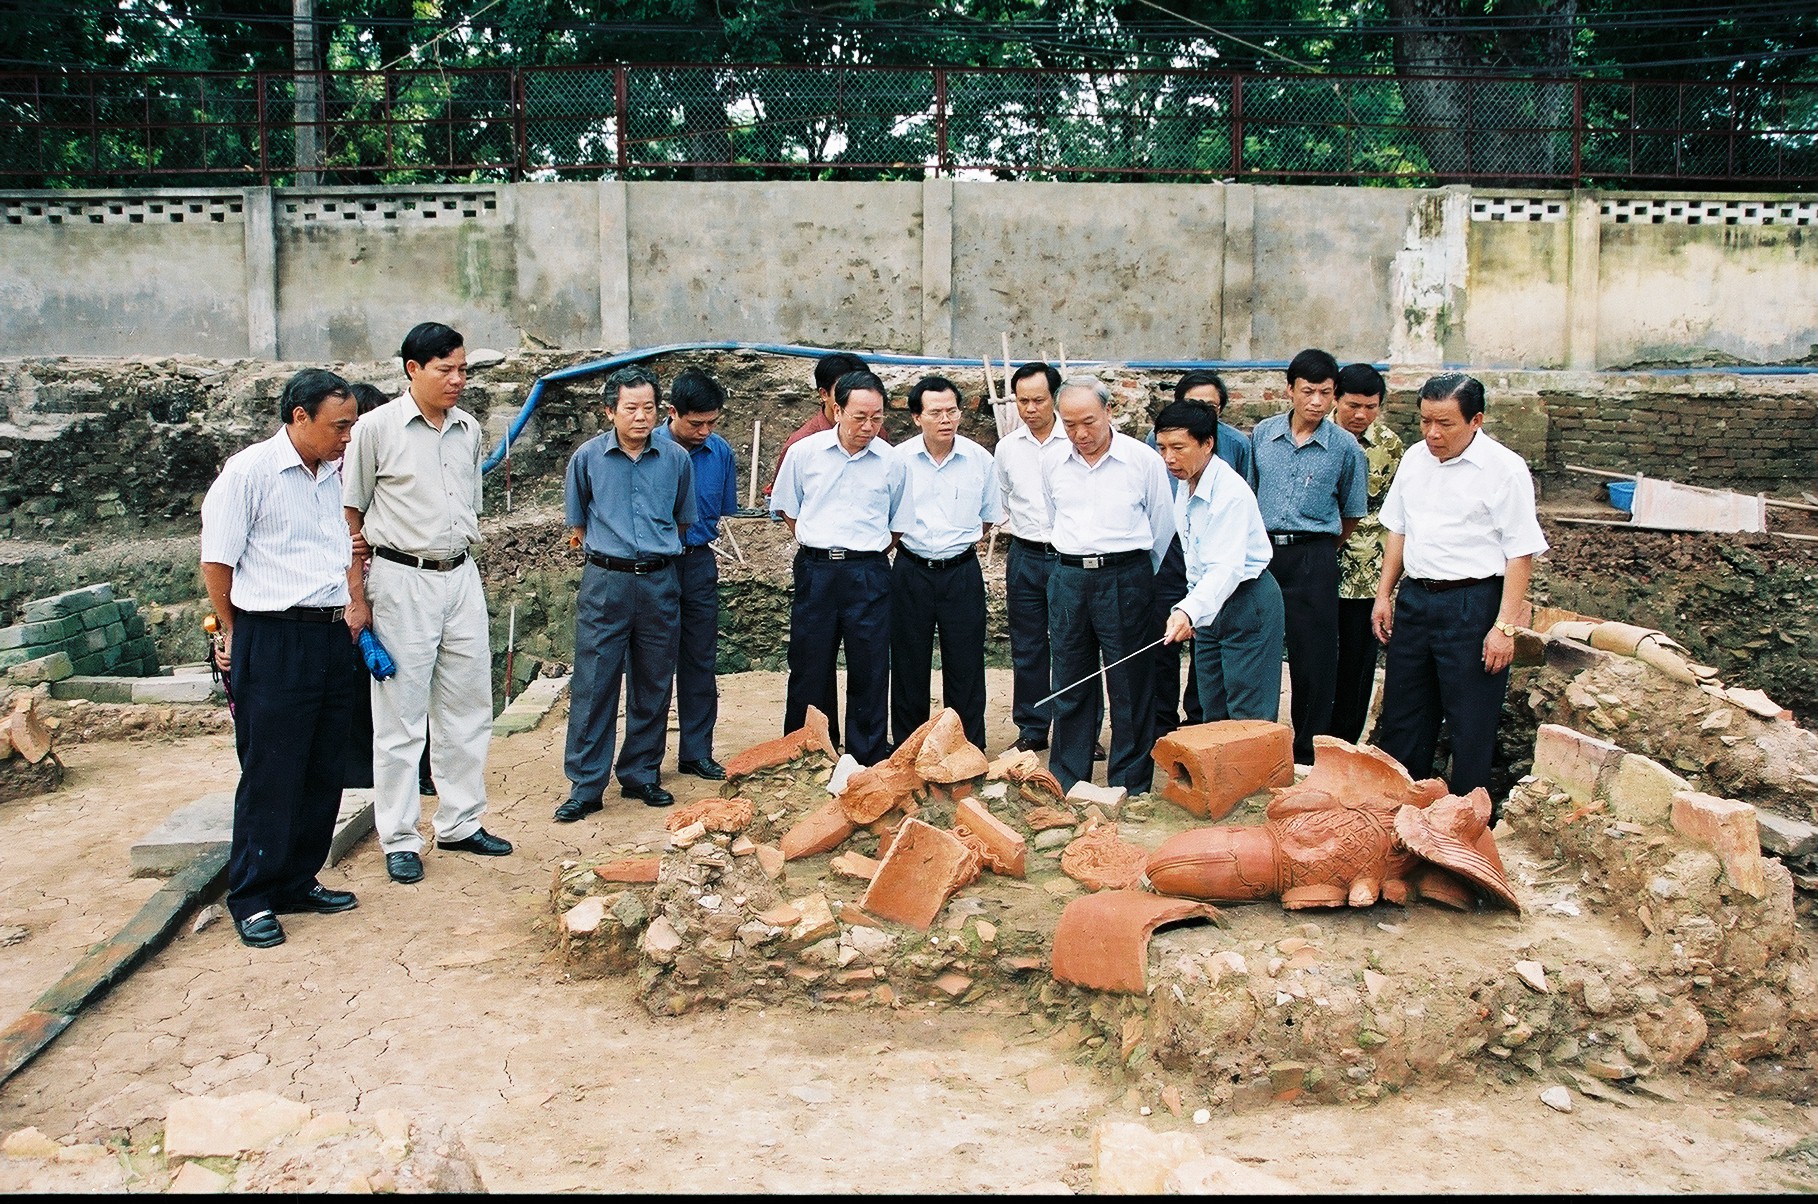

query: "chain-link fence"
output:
1 65 1812 188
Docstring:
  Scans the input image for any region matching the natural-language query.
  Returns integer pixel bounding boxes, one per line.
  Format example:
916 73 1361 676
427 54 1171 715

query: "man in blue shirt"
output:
1150 369 1255 740
772 370 910 766
1249 347 1368 765
1154 399 1283 723
652 368 741 781
890 375 1002 752
555 365 697 819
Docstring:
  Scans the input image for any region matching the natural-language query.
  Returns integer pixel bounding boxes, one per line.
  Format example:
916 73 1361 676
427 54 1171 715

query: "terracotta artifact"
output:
1145 738 1520 912
1060 824 1151 892
723 705 837 780
1050 890 1221 994
664 796 754 834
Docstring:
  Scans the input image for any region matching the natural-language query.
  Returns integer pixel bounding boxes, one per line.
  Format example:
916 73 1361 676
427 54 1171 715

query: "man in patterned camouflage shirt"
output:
1329 362 1404 744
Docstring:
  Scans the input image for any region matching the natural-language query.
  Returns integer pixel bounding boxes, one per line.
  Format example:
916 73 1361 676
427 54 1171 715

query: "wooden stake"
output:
721 521 747 564
747 419 762 509
982 351 998 401
1000 331 1012 396
1058 341 1067 374
983 527 998 569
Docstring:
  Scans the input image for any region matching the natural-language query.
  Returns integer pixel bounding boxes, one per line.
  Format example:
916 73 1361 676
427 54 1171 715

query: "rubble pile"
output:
550 701 1817 1112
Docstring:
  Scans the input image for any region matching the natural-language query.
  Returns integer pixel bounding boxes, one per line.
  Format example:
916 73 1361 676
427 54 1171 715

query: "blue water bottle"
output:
359 628 397 680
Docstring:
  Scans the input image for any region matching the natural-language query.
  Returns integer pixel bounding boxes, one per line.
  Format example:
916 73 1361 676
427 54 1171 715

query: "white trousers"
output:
367 556 493 852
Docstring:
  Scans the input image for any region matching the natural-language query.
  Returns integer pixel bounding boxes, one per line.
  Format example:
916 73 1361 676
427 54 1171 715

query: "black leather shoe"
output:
677 758 726 781
1011 735 1049 753
235 910 285 948
1093 742 1107 761
620 782 675 808
553 797 603 823
386 851 425 883
273 885 358 915
437 828 513 856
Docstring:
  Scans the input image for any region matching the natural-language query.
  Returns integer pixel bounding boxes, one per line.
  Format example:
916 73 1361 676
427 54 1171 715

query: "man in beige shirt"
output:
344 321 511 885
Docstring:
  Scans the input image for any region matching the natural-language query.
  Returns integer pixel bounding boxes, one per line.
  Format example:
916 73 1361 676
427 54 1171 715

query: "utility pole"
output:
293 0 323 185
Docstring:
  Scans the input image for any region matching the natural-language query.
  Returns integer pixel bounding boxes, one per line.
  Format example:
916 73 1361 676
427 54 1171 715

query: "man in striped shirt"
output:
200 368 363 949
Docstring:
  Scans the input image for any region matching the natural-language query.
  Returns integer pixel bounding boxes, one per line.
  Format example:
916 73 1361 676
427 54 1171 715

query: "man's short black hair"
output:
279 368 352 424
1336 362 1386 400
347 381 389 416
907 374 961 416
670 368 726 416
814 352 871 394
398 322 463 371
1153 399 1219 444
1172 369 1228 411
834 370 887 409
1010 361 1062 396
1419 372 1486 421
605 364 661 409
1285 348 1340 388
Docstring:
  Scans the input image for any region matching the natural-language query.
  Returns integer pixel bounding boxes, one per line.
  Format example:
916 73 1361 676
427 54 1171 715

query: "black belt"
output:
799 547 887 562
1009 535 1057 556
253 605 346 623
373 546 468 572
899 547 978 571
681 543 712 555
1269 531 1333 547
587 551 674 575
1057 549 1146 570
1410 575 1501 593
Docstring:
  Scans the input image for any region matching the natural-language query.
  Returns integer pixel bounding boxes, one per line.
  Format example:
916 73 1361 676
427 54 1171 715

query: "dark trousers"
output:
1268 537 1340 764
1374 578 1509 797
785 552 892 765
1331 596 1380 744
564 562 681 800
1048 558 1156 794
674 544 720 763
226 612 357 922
342 642 431 790
1151 535 1204 738
1193 571 1286 722
890 550 988 751
1005 539 1059 744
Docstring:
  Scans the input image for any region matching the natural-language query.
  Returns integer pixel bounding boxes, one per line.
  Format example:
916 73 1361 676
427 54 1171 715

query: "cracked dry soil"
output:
1 669 1815 1194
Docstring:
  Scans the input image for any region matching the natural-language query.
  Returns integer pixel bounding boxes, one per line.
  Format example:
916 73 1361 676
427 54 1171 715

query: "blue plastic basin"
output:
1607 480 1636 512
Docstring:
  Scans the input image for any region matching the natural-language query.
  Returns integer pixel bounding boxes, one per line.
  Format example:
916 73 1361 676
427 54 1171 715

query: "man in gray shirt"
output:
555 366 697 818
344 322 511 885
1248 347 1368 765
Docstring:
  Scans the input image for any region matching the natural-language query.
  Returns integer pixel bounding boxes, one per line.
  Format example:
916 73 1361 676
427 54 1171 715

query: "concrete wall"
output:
1 183 1813 369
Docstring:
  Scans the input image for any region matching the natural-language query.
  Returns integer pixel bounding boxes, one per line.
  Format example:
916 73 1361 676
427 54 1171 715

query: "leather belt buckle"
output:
1081 555 1105 569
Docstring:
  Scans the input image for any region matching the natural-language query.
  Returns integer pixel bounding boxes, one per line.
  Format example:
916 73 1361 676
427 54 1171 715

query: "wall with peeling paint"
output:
0 183 1811 370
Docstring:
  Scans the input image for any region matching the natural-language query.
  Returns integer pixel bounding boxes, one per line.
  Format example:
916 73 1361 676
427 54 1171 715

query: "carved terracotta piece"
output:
951 797 1027 878
861 818 982 930
887 713 941 772
837 761 922 824
779 800 858 860
1050 890 1221 994
1024 805 1079 832
987 748 1066 801
1144 779 1520 912
1291 735 1450 814
1151 720 1294 820
723 705 837 780
0 696 53 764
913 709 991 783
592 856 661 884
664 796 755 834
1060 825 1151 892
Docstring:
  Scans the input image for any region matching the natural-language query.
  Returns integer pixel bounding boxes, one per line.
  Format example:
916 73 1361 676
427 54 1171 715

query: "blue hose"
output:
481 341 1818 474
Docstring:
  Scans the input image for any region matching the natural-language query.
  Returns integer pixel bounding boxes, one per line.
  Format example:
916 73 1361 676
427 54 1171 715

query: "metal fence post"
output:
935 68 949 176
615 65 629 174
1571 78 1583 185
512 67 528 181
1230 73 1244 176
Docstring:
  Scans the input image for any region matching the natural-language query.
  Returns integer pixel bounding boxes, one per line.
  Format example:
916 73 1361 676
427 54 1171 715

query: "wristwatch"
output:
1493 620 1518 637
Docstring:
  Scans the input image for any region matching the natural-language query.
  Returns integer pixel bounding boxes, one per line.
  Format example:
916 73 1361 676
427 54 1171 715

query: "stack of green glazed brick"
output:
0 584 160 683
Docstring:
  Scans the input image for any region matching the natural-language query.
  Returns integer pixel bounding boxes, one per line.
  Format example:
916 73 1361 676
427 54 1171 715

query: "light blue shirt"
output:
771 427 910 553
1040 431 1177 572
1173 457 1273 627
564 430 697 560
899 433 1002 560
1249 413 1367 535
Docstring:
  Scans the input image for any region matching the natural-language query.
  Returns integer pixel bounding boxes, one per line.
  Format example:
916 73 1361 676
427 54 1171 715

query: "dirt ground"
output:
2 669 1816 1194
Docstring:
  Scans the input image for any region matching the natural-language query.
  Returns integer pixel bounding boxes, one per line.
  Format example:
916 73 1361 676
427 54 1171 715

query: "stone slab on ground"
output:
51 671 220 705
492 675 570 737
131 791 374 878
1756 810 1818 858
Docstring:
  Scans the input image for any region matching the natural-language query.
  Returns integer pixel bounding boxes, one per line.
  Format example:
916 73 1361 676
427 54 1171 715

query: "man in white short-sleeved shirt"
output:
1372 373 1548 813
